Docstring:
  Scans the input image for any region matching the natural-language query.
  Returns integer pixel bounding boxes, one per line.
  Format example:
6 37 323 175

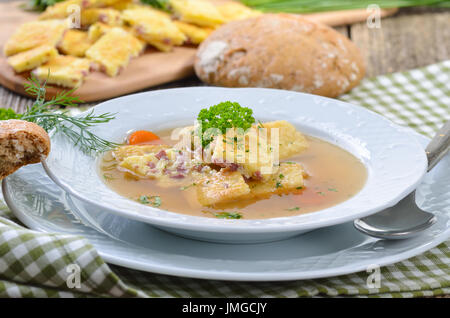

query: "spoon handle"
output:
426 120 450 171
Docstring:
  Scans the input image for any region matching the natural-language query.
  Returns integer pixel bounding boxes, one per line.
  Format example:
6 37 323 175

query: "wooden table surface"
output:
1 6 449 112
0 4 449 297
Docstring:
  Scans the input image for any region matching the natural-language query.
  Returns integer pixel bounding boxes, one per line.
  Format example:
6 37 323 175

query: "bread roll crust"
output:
194 14 365 97
0 120 51 179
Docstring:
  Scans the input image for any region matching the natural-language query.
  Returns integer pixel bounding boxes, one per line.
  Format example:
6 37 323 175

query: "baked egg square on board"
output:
7 45 58 73
80 8 122 27
58 30 93 57
3 20 67 57
169 0 226 28
216 2 261 22
88 0 132 7
87 22 112 42
39 0 84 20
32 55 91 88
174 21 213 45
85 27 145 77
121 8 186 49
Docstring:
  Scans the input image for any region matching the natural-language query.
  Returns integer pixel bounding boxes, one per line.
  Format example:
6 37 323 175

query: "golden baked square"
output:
109 0 135 11
7 45 58 73
87 22 112 42
87 0 131 7
39 0 84 20
58 29 92 57
4 20 66 57
85 27 144 77
169 0 225 28
121 8 186 49
196 170 250 206
247 162 305 199
32 55 91 88
210 128 275 180
173 21 213 45
259 120 309 160
112 144 168 162
216 2 261 22
80 8 122 27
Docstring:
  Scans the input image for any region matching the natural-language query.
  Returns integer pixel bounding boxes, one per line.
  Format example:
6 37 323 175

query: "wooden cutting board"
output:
0 1 398 102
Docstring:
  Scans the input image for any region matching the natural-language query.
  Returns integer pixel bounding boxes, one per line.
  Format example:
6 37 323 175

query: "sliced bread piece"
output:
0 120 50 180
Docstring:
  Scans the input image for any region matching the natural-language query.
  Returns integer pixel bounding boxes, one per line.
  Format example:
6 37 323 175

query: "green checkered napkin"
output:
0 61 449 298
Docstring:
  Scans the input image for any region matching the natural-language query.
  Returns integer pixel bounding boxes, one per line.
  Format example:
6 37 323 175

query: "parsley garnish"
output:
197 101 255 148
296 186 303 190
286 206 300 211
276 181 282 188
328 188 338 192
138 195 162 207
0 108 21 120
279 174 284 179
317 192 325 196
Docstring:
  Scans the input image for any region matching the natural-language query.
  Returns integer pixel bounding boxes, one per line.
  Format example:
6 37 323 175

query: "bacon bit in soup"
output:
155 150 168 160
128 130 160 145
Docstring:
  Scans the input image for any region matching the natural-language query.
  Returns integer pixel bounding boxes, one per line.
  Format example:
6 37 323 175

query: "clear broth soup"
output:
100 129 367 219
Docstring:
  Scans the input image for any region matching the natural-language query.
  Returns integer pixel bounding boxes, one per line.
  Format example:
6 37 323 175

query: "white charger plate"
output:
41 87 427 243
3 135 450 281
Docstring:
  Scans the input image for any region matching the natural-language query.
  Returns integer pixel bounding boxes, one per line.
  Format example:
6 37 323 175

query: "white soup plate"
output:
41 87 427 243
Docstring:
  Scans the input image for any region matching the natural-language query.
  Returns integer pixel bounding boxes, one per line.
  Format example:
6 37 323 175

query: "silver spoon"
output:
354 120 450 240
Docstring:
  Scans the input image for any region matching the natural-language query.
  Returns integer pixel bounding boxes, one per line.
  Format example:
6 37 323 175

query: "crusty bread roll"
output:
0 120 50 180
194 14 365 97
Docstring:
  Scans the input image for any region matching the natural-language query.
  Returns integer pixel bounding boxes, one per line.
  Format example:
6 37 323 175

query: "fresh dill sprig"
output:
2 76 120 155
